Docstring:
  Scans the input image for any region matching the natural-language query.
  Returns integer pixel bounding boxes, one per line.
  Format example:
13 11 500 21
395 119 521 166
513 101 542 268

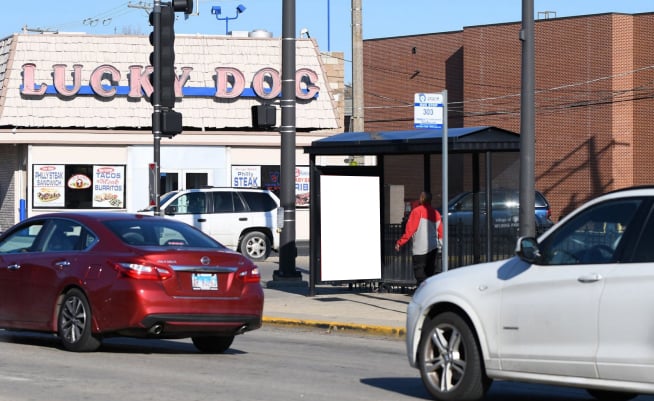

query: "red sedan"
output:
0 212 263 352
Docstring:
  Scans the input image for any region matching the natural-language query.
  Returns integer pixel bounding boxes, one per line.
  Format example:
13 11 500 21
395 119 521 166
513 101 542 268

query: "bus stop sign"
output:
414 93 443 129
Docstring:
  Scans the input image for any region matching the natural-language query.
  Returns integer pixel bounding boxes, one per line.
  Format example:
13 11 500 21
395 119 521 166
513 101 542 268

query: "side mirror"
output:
516 236 541 264
164 205 177 215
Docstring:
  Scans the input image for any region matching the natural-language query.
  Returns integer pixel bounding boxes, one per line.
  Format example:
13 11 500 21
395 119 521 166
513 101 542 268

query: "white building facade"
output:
0 33 344 238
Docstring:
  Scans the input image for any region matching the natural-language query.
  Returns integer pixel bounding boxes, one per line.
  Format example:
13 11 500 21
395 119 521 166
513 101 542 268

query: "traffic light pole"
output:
149 0 193 215
273 0 302 282
151 0 163 216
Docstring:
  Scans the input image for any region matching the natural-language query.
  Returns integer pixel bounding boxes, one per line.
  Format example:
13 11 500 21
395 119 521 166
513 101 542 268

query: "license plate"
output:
192 273 218 291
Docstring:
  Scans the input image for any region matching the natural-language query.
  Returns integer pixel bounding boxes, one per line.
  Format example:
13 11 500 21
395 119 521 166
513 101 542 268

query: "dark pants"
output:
412 248 440 285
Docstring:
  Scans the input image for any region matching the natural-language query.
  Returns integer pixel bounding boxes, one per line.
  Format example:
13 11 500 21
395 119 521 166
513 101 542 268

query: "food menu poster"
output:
33 164 66 207
235 165 310 207
92 165 125 208
33 164 126 209
231 165 261 188
295 166 310 207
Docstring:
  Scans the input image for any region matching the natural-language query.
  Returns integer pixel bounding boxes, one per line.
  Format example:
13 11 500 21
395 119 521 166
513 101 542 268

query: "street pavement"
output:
258 254 410 339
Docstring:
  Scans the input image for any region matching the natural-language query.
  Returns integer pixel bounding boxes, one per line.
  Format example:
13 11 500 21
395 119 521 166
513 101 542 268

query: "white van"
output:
142 188 282 261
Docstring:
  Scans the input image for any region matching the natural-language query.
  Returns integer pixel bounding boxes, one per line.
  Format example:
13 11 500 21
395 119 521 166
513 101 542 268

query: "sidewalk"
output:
258 255 410 339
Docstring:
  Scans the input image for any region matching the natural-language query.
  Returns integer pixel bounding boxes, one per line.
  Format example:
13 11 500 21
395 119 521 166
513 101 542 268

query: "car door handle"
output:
239 217 247 221
7 263 20 271
55 260 71 268
197 218 207 222
578 273 602 283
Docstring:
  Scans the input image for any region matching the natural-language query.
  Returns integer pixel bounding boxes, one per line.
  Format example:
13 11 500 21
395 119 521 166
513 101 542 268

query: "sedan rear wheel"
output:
192 335 235 354
240 231 271 261
418 312 488 401
58 288 101 352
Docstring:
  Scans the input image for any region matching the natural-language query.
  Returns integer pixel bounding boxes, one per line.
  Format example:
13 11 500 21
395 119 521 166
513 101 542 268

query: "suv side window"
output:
212 192 235 213
172 192 207 214
240 192 276 212
539 199 641 265
631 207 654 262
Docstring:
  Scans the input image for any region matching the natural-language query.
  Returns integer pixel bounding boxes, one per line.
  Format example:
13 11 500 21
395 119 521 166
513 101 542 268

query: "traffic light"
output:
149 5 175 109
171 0 193 13
161 109 183 138
158 5 175 108
148 1 193 137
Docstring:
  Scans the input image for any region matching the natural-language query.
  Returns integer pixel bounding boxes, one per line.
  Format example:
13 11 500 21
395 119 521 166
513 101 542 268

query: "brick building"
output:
363 12 654 221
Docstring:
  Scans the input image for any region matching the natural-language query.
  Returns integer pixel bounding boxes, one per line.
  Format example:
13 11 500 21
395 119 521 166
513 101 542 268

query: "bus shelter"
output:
303 126 521 294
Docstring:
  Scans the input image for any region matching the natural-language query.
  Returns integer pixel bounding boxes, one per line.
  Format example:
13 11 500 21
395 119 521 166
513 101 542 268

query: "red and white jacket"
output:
396 204 443 255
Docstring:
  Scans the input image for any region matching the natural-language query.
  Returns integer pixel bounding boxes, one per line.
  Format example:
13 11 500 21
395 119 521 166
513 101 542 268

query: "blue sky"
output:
1 1 652 82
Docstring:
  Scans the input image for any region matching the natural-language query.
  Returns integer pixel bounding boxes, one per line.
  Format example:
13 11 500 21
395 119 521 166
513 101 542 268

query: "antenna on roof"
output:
537 11 557 19
128 1 197 18
22 25 58 34
127 1 153 14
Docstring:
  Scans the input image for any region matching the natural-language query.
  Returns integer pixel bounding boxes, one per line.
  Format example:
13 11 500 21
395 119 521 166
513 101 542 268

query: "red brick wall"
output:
632 14 654 189
364 13 654 222
363 32 464 132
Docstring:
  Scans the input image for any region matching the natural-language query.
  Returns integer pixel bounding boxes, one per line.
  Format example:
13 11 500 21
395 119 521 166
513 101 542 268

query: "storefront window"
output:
231 165 310 207
33 164 126 209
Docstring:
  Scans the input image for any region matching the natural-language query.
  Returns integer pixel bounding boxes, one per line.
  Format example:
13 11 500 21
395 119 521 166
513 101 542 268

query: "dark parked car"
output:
0 212 263 352
444 190 554 232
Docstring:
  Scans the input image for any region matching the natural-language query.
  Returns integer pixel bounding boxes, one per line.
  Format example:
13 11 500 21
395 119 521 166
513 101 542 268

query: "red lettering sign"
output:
20 63 321 100
252 67 281 99
215 67 245 98
21 63 47 96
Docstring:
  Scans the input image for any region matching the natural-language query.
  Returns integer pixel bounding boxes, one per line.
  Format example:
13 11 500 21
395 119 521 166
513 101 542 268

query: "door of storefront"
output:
160 170 209 192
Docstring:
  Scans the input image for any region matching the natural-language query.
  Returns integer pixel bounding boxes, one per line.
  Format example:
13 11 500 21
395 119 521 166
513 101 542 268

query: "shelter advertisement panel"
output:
320 175 382 281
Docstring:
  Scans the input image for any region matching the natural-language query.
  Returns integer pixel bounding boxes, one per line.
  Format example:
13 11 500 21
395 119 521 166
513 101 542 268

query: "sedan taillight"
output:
112 262 173 281
239 267 261 283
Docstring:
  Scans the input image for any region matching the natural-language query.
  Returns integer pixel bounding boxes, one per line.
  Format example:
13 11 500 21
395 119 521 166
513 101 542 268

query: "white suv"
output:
406 186 654 401
142 188 281 261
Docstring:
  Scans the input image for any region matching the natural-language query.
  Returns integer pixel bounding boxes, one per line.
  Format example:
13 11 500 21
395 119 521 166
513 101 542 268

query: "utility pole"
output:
519 0 536 237
273 0 302 282
351 0 364 132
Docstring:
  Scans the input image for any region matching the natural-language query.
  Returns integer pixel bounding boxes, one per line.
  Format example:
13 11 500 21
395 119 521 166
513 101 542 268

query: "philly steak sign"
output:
20 63 320 100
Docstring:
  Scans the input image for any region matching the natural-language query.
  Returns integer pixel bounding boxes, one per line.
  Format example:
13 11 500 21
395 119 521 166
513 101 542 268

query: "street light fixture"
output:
211 4 246 35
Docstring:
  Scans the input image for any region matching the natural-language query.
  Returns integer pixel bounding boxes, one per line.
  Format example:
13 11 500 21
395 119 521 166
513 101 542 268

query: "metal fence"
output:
382 222 549 287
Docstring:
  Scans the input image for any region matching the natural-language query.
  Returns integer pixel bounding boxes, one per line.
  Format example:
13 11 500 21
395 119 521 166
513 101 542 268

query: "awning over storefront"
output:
303 126 520 155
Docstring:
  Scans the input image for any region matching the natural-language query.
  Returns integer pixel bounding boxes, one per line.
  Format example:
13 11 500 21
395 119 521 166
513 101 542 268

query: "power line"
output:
363 64 654 118
23 2 138 33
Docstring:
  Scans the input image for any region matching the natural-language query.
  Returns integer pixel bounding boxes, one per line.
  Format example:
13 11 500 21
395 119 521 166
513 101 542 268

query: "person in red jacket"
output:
395 191 443 285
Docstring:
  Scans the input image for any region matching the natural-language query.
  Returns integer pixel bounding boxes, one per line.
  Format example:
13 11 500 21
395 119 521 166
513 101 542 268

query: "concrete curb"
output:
262 316 406 339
